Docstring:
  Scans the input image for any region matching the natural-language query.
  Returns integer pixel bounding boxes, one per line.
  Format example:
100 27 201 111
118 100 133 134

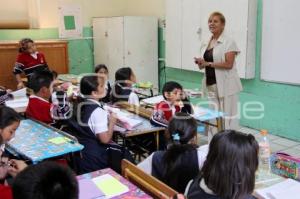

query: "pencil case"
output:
270 152 300 181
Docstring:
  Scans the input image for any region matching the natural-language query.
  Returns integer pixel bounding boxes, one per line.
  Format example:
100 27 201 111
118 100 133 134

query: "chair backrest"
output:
121 159 178 199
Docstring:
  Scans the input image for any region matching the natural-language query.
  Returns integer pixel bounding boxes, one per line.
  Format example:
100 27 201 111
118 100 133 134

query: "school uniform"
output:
101 81 112 103
13 52 48 78
0 185 12 199
111 83 139 106
26 95 53 124
200 33 242 140
75 99 110 174
150 100 181 127
185 174 255 199
138 144 208 193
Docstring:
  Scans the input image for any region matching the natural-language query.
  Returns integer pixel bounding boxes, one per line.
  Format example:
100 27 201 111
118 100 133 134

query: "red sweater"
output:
13 52 48 77
0 185 13 199
26 95 53 124
150 100 181 127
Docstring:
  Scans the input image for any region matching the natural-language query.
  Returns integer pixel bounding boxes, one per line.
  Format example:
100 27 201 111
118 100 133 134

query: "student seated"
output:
150 81 183 127
95 64 112 103
185 130 258 199
111 67 139 106
13 38 48 89
26 70 71 125
138 112 208 193
26 70 54 124
12 161 78 199
73 75 117 173
0 106 28 199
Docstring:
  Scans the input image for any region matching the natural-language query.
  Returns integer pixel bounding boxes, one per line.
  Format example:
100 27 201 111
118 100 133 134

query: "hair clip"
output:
172 133 180 141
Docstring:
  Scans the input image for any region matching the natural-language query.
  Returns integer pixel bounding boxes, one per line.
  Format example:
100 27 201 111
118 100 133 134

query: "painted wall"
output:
160 0 300 141
0 0 164 74
1 0 299 140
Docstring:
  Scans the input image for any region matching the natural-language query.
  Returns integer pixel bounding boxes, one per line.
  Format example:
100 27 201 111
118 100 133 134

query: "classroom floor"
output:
198 126 300 156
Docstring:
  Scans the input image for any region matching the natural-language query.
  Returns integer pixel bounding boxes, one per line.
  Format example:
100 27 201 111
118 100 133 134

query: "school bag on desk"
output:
270 152 300 181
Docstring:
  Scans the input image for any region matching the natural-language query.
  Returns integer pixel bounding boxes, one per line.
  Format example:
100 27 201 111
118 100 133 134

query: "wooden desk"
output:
0 40 69 89
77 168 151 199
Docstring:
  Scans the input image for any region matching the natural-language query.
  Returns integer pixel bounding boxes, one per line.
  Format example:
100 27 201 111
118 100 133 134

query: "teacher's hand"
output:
194 57 205 69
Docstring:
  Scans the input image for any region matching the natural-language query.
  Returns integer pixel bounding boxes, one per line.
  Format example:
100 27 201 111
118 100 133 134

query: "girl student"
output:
111 67 139 106
95 64 112 103
13 38 48 89
0 106 28 199
138 112 208 193
73 74 118 173
185 130 258 199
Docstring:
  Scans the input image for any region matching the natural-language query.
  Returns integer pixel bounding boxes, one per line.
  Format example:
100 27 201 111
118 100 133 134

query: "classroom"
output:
0 0 300 199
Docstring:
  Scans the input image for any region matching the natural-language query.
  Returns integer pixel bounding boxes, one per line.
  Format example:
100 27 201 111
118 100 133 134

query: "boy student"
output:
26 70 54 124
150 81 184 127
26 70 71 125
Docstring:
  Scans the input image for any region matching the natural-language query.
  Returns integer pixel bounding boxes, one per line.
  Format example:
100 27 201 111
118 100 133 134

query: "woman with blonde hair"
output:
194 12 242 140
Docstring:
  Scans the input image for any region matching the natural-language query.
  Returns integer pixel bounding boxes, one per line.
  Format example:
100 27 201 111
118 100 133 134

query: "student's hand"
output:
17 82 25 89
109 112 118 125
7 159 28 177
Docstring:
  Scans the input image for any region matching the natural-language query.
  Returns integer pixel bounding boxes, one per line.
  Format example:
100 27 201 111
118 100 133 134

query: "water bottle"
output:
258 130 271 171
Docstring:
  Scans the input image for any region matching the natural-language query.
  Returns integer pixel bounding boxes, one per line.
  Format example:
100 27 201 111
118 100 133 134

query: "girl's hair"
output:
161 112 198 192
80 75 105 97
0 106 22 130
115 67 133 86
111 67 134 103
168 112 197 144
95 64 108 74
201 130 259 199
209 11 226 25
19 38 34 53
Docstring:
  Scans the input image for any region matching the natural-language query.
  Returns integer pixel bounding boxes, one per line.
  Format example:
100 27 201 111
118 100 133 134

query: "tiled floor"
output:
198 126 300 157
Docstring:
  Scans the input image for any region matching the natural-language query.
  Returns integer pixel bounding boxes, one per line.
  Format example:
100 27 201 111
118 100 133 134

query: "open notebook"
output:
254 178 300 199
5 88 28 109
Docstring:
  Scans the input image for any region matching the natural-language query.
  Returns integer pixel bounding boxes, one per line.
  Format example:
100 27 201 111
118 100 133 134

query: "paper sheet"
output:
92 174 129 198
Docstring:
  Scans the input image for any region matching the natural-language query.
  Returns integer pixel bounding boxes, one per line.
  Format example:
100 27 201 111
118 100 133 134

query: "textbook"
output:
254 178 300 199
104 106 143 130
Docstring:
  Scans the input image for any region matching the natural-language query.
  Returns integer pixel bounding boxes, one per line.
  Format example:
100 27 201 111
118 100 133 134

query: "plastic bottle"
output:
258 130 271 171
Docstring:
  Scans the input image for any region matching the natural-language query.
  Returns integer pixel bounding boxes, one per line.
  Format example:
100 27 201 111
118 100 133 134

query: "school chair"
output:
121 159 178 199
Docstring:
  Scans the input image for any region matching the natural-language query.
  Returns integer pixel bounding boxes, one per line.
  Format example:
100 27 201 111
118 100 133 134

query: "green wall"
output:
0 27 94 74
1 0 299 140
159 0 300 140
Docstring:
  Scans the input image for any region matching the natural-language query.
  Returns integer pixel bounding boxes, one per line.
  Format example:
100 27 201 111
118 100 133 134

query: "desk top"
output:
192 106 224 121
77 168 151 199
114 107 165 137
7 119 84 162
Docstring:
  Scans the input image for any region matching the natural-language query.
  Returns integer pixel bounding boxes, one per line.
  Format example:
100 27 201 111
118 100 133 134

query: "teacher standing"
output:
194 12 242 138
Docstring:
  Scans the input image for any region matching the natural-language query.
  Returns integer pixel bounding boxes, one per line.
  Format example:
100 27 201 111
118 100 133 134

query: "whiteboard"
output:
261 0 300 85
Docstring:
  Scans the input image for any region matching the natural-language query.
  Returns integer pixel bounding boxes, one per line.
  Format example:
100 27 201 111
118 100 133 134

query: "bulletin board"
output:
58 4 83 38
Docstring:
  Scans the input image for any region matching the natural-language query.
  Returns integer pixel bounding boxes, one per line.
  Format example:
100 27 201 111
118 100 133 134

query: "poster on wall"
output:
58 4 83 38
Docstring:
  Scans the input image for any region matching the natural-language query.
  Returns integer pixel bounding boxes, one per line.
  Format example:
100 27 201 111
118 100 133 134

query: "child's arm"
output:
96 112 117 144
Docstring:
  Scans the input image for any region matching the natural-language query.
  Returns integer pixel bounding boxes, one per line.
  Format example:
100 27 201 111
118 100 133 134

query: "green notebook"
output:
92 174 129 198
